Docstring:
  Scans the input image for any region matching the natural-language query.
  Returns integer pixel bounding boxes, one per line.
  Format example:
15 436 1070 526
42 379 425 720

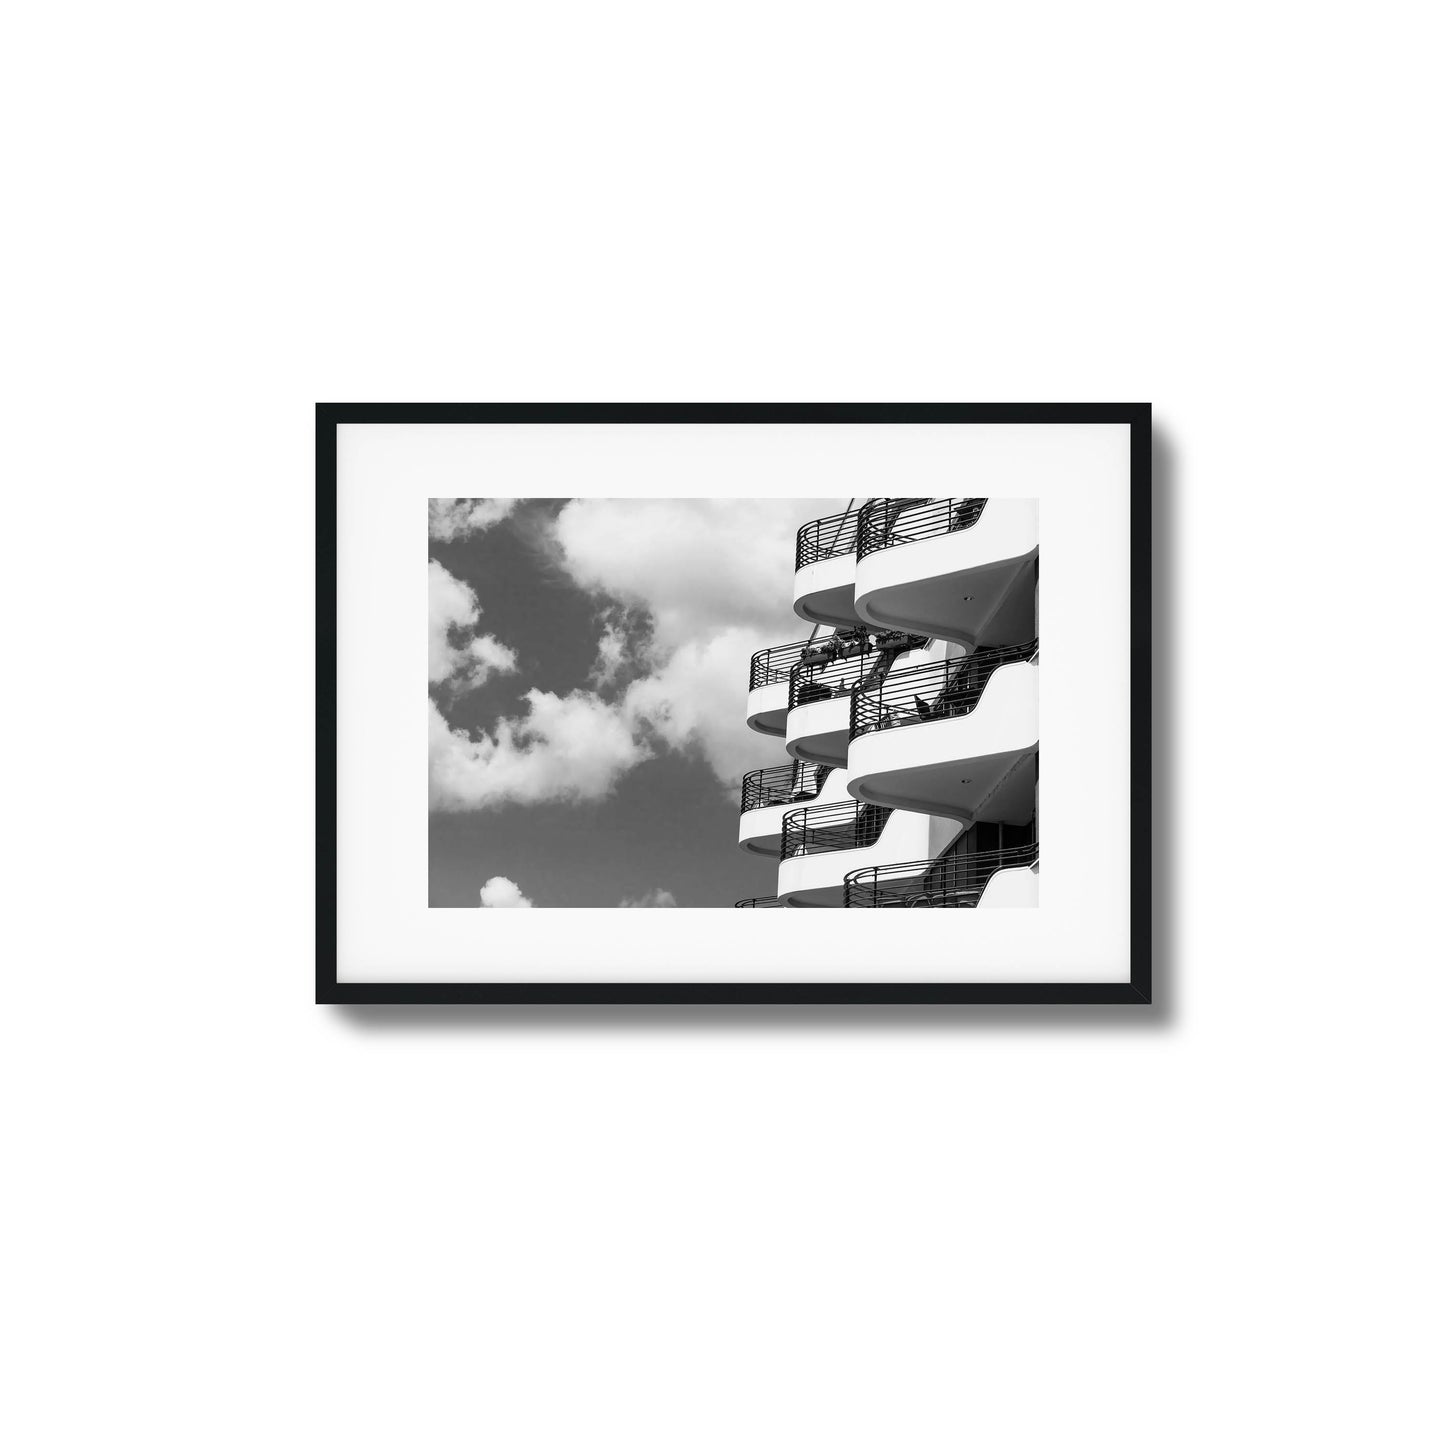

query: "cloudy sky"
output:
428 496 838 906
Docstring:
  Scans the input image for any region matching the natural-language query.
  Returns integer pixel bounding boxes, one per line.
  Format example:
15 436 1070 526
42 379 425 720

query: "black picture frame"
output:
318 402 1151 1005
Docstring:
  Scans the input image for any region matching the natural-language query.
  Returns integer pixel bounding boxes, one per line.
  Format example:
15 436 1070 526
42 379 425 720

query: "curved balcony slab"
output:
747 638 817 736
854 499 1039 646
777 808 960 908
784 640 943 768
793 552 860 630
738 799 797 858
977 864 1039 908
738 767 851 858
745 678 790 737
785 693 851 767
847 660 1039 822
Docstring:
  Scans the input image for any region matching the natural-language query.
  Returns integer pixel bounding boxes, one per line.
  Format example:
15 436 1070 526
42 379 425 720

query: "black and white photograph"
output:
428 496 1040 912
323 407 1143 1000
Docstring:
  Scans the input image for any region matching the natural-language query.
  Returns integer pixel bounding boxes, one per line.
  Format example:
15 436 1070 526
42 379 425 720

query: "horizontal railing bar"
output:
795 506 863 570
786 629 932 710
749 637 815 690
849 639 1038 740
779 799 892 860
754 626 931 700
789 652 876 709
856 497 988 559
845 844 1040 882
740 761 828 814
744 763 803 783
858 640 1039 697
784 799 871 822
843 844 1039 907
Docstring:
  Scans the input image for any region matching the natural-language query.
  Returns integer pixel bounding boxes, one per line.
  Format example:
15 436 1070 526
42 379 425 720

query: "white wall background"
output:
4 4 1441 1443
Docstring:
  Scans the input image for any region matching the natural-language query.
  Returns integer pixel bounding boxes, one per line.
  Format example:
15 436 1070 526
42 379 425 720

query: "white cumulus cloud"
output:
429 690 650 811
429 498 518 542
429 560 518 692
618 889 677 908
549 498 838 786
550 498 827 653
588 610 633 689
479 876 533 908
428 498 845 811
620 627 785 782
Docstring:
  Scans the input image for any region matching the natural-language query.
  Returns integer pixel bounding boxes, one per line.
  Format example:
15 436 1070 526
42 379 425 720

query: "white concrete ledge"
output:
745 679 790 737
793 553 859 629
786 694 852 767
977 865 1039 908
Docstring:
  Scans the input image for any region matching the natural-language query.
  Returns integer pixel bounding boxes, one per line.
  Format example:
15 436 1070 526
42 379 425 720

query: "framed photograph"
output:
318 403 1150 1004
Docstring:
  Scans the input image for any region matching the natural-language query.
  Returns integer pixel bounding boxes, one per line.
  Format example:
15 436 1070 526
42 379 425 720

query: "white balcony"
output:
746 638 815 737
776 803 962 908
784 637 943 768
794 554 860 630
978 864 1039 907
785 691 851 768
745 678 790 737
793 507 862 629
737 763 848 859
842 842 1038 908
854 497 1039 647
847 651 1039 824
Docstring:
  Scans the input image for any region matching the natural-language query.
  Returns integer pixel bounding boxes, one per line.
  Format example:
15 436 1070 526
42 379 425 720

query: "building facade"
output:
737 498 1040 908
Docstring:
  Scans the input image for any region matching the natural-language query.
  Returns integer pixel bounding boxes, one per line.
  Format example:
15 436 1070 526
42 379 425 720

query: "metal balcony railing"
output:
780 799 891 861
786 628 931 711
739 761 830 815
734 896 785 908
844 842 1039 907
789 647 875 711
749 638 814 691
849 639 1038 740
795 506 862 569
856 497 987 559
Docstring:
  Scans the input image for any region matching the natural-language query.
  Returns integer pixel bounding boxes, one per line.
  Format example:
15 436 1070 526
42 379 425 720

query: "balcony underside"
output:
793 555 861 630
849 742 1037 824
745 680 789 737
855 549 1037 648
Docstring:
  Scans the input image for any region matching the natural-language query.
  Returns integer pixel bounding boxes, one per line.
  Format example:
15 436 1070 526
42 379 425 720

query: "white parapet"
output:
977 865 1040 907
793 552 860 630
785 692 852 767
745 677 790 737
